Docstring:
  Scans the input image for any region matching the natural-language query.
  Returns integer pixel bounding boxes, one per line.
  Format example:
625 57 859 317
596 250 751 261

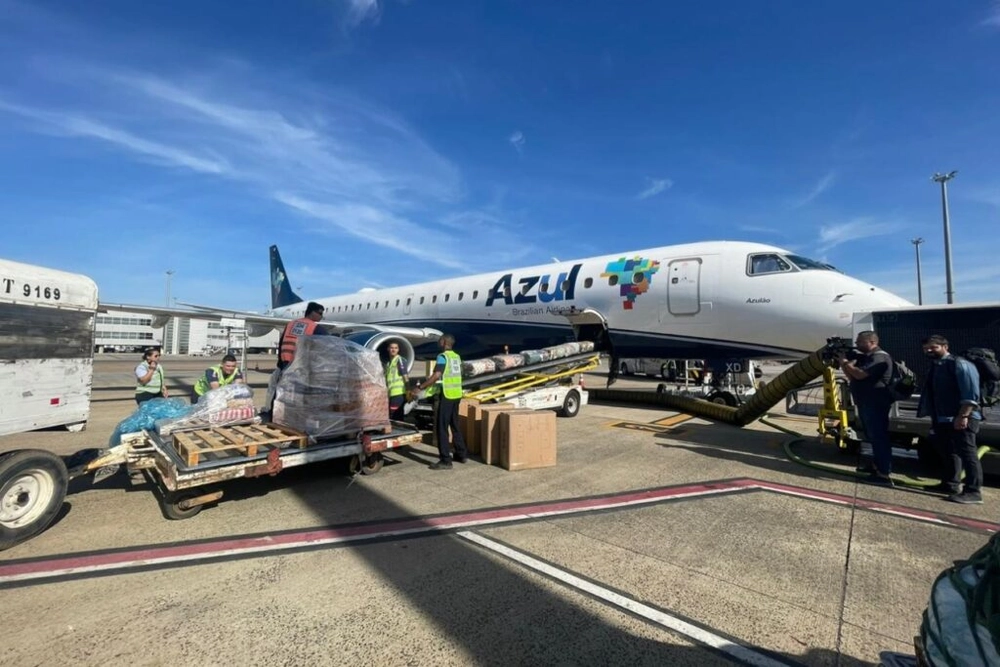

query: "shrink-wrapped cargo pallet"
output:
273 335 390 439
520 349 552 365
463 358 496 377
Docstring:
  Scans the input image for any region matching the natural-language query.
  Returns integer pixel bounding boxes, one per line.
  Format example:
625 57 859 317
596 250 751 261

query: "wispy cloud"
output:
0 99 229 174
0 63 537 274
636 177 673 200
789 170 836 209
982 1 1000 28
343 0 382 27
508 130 525 154
817 217 905 252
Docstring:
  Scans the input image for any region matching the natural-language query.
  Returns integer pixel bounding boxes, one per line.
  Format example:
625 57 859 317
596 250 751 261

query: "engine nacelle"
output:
342 331 416 374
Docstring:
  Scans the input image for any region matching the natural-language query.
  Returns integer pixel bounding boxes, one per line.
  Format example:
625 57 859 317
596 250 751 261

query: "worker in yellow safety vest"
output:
192 354 245 403
415 334 468 469
385 342 410 421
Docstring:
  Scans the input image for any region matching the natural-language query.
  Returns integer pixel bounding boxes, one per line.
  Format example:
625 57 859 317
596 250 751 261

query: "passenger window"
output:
540 282 549 293
584 277 593 288
406 297 412 306
432 295 438 304
395 299 400 307
748 254 792 275
445 294 450 302
458 292 464 301
420 296 425 305
607 275 619 287
473 290 479 299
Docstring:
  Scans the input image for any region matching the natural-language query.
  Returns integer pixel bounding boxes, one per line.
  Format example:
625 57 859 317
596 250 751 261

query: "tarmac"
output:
1 354 995 666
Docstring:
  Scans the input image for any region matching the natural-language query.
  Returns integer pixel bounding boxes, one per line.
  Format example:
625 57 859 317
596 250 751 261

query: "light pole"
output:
931 170 957 304
165 269 175 306
910 238 924 305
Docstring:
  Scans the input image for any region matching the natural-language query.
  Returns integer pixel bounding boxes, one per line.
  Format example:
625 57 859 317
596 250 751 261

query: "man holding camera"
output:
838 331 895 486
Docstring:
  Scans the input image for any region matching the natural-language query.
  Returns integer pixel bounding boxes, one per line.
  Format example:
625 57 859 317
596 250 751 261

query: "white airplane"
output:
104 241 911 369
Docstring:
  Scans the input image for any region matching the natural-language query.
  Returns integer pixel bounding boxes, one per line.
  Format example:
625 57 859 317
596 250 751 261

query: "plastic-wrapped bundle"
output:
577 340 596 353
156 384 257 436
491 354 525 371
520 349 552 365
921 532 1000 666
463 358 496 377
545 342 582 360
109 398 192 446
273 335 390 439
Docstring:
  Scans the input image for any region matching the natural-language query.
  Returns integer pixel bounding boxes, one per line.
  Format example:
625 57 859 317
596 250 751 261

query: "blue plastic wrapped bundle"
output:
109 398 192 446
520 349 552 365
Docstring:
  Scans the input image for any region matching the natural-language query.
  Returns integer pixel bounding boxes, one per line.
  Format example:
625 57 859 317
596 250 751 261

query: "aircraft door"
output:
666 258 702 316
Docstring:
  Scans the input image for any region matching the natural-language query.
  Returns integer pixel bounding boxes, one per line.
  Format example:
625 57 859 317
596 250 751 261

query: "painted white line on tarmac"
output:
458 530 795 667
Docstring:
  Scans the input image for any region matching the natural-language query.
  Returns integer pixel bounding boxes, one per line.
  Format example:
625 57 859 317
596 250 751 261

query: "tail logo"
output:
601 257 660 310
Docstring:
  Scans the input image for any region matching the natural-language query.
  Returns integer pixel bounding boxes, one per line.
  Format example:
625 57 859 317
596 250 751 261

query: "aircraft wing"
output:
98 302 442 342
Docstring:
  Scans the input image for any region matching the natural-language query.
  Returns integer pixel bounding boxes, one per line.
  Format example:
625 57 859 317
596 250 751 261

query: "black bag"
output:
961 347 1000 407
887 359 916 402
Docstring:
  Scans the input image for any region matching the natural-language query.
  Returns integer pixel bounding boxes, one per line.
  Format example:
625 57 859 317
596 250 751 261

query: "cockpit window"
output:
748 253 793 275
786 254 833 271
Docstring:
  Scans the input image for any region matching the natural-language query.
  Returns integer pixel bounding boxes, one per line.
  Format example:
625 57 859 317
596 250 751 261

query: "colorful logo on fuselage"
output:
601 257 660 310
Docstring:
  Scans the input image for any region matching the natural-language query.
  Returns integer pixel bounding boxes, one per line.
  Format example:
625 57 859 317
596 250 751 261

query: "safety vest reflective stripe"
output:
136 366 163 394
279 318 318 363
194 365 238 396
386 357 406 396
442 350 463 399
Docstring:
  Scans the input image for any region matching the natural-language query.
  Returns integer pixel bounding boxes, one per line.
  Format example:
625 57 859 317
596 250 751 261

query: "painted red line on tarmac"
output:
0 478 995 585
0 480 737 583
752 480 1000 533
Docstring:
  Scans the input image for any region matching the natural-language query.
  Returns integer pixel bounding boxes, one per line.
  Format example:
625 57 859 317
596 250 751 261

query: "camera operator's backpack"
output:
960 347 1000 407
887 359 916 403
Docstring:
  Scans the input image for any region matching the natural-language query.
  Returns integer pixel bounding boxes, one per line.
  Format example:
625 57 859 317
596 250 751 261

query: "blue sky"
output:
1 0 999 311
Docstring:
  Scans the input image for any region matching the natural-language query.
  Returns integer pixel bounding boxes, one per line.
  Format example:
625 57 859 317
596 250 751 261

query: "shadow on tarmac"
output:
46 392 881 666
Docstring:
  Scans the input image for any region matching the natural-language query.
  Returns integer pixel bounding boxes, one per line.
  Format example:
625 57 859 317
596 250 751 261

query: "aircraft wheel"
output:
709 391 738 407
559 390 581 418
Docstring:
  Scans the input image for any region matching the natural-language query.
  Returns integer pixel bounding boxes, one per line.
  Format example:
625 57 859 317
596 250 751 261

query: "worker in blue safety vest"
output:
415 334 468 469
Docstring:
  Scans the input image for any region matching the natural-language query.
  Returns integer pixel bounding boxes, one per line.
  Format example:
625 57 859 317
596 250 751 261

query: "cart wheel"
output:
0 450 69 551
161 492 204 521
559 389 581 418
350 453 384 476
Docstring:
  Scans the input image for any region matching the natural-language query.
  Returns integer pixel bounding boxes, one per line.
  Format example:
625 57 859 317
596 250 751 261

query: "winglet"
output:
270 245 304 309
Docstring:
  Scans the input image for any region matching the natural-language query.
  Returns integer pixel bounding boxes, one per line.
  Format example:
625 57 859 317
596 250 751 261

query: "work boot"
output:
865 472 895 488
429 460 453 470
947 492 983 505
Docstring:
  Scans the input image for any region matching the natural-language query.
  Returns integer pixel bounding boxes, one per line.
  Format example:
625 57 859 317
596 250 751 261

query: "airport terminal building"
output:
94 310 279 355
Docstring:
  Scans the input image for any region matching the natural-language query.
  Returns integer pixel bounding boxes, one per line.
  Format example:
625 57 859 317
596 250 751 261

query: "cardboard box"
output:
498 410 557 471
464 400 483 454
457 398 479 454
478 403 517 465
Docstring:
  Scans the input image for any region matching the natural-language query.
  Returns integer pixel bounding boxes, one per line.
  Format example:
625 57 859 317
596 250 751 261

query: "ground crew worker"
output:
385 342 409 421
415 334 468 469
277 301 329 370
134 347 168 405
192 354 245 403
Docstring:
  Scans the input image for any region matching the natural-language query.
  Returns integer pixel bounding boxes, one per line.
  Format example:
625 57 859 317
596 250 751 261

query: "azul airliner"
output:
240 242 911 366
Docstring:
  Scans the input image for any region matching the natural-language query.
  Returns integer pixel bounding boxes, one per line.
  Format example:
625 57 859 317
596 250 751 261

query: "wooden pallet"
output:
173 423 308 467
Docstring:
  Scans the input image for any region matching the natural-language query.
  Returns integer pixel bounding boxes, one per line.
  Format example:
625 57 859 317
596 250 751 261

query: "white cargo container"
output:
0 259 97 436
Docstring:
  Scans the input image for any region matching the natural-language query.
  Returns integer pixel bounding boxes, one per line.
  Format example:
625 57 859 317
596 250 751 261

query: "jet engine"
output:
342 331 417 374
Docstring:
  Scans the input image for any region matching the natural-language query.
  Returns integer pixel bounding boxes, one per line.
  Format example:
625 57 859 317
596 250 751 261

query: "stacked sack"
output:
273 336 390 439
156 384 258 436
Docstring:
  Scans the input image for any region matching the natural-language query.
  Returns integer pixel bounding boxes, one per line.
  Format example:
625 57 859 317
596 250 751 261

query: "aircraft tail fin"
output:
270 245 304 309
